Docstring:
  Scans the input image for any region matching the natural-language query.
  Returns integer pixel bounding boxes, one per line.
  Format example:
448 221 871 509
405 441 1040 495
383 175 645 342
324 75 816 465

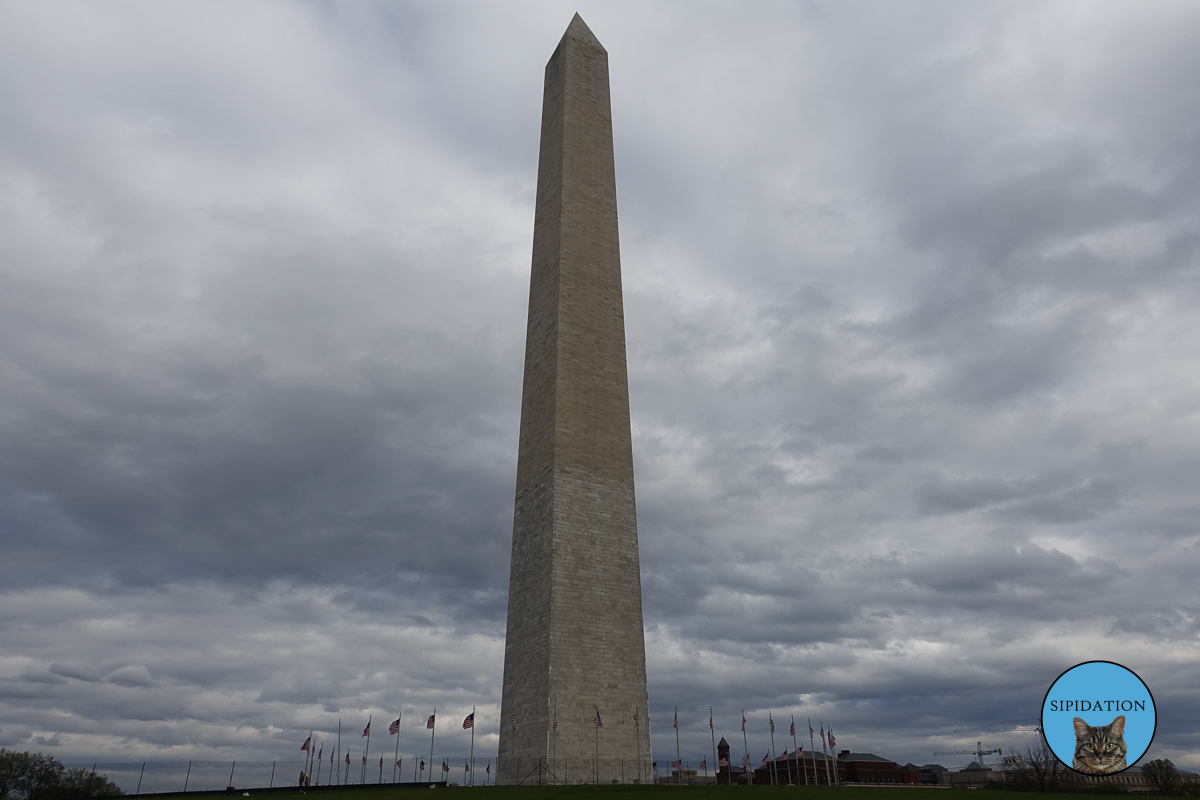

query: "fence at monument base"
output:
494 755 655 786
61 758 487 795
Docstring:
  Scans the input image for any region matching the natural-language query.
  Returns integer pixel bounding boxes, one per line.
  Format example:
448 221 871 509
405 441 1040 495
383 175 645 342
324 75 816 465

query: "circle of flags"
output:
294 707 840 786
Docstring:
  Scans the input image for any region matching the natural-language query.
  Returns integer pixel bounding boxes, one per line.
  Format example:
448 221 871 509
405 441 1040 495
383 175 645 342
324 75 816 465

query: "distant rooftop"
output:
839 752 895 763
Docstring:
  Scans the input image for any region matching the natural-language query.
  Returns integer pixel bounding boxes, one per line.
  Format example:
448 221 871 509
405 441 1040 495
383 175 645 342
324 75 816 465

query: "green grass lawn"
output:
257 787 1050 800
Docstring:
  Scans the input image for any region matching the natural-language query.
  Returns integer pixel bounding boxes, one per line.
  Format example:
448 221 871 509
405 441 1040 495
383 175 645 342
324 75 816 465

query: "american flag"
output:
742 755 750 766
741 715 746 732
670 760 681 769
632 713 637 728
770 716 775 734
464 763 470 772
329 752 333 764
345 752 350 765
700 759 707 770
419 760 425 771
762 753 770 765
441 762 449 773
361 755 366 765
389 718 401 735
709 714 713 730
790 721 795 736
395 759 402 769
509 714 515 731
820 724 826 745
485 764 490 774
593 712 603 728
809 720 815 736
552 716 558 730
317 746 322 760
300 737 311 752
463 713 474 730
720 758 729 767
780 749 787 759
673 712 678 729
427 714 435 730
829 728 836 748
362 720 370 737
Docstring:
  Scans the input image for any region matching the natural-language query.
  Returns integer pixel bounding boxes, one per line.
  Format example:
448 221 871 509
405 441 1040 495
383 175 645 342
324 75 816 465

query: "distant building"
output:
1062 765 1199 794
947 761 1200 792
918 763 951 785
838 751 902 784
715 737 750 785
751 750 845 785
949 760 1002 787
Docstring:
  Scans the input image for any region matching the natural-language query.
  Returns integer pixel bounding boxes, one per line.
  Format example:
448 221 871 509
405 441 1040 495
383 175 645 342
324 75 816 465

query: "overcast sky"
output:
2 0 1199 782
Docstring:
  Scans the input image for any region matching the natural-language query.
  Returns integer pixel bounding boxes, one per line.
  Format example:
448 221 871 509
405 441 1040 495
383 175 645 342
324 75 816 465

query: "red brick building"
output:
838 751 902 784
750 750 846 785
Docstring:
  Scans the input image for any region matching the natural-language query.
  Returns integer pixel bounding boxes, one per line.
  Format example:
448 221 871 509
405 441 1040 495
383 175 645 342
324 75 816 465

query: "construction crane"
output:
954 718 1041 734
934 742 1003 766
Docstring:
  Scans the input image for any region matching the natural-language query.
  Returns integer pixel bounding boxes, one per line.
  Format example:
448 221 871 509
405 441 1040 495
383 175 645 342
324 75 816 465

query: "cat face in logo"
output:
1072 715 1127 774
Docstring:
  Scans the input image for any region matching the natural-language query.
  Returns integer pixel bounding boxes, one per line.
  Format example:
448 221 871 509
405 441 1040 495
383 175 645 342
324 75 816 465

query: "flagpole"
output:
769 712 778 786
821 721 832 786
306 731 313 781
830 726 839 785
741 709 749 787
469 706 476 787
337 720 342 786
429 708 437 783
674 705 681 785
594 705 601 785
363 716 371 785
393 713 402 783
709 707 717 787
645 704 653 785
808 718 816 784
793 715 806 786
635 705 641 786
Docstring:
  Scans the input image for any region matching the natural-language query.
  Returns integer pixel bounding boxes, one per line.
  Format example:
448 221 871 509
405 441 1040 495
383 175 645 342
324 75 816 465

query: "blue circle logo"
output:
1041 661 1155 775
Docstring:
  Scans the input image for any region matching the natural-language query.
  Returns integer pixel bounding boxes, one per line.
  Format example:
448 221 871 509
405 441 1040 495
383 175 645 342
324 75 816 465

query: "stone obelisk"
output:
497 14 650 786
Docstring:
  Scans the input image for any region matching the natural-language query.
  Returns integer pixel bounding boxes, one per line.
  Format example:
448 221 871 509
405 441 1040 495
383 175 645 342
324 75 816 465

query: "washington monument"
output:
497 14 651 785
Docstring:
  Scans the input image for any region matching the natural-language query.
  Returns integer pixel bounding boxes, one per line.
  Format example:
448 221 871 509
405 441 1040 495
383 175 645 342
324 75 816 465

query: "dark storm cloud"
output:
1 0 1199 776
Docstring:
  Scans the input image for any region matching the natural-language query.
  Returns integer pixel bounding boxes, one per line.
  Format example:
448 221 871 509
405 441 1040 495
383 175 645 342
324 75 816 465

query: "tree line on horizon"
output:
0 751 122 800
997 740 1196 796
